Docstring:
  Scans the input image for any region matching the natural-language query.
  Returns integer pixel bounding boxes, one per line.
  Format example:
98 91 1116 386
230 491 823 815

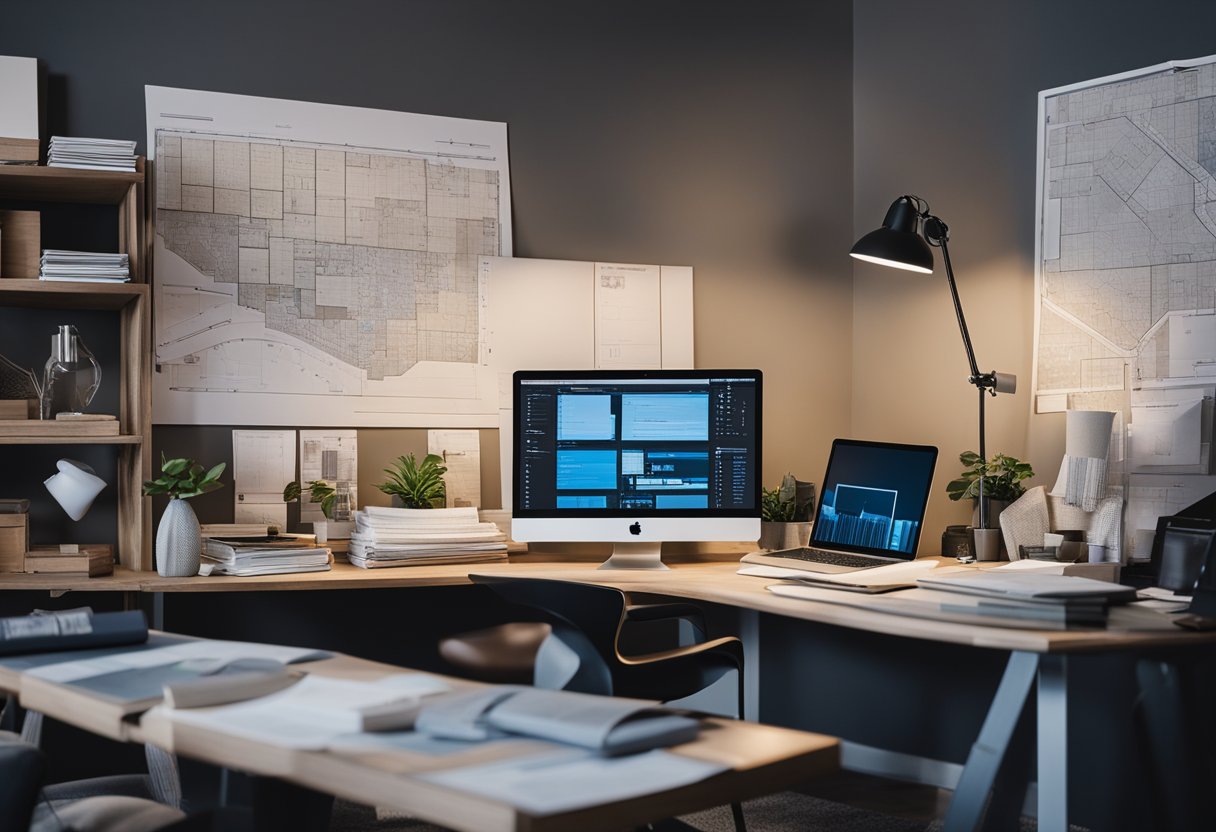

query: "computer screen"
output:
810 439 938 558
512 370 761 557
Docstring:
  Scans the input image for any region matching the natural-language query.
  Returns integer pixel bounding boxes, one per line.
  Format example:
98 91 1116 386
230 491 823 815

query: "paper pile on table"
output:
48 136 137 171
203 536 332 577
40 250 129 283
348 506 508 569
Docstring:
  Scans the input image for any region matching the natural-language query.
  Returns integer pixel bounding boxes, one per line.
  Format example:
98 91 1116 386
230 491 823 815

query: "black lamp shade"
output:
849 197 935 273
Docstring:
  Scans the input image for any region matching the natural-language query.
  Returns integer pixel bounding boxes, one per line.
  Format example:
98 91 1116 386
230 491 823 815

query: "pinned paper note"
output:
427 430 481 508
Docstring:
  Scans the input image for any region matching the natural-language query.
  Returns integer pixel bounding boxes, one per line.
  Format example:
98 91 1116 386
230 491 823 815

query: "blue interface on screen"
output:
812 444 935 554
517 377 758 512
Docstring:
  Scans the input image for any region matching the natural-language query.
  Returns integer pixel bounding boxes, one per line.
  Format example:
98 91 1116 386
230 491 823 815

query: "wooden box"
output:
0 399 35 419
0 513 29 572
24 544 114 577
0 209 40 278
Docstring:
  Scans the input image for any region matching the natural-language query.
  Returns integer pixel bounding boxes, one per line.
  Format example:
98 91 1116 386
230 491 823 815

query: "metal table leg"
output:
1036 654 1068 832
942 651 1038 832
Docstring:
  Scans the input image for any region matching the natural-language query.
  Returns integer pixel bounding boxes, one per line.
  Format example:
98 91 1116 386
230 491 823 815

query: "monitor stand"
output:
598 542 670 571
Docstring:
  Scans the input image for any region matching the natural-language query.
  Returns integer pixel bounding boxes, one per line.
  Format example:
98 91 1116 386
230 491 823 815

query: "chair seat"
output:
30 795 184 832
439 622 552 683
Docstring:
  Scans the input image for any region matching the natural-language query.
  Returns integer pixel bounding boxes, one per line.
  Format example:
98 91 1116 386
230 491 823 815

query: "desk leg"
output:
740 610 760 722
1036 654 1068 832
942 651 1038 832
151 591 164 631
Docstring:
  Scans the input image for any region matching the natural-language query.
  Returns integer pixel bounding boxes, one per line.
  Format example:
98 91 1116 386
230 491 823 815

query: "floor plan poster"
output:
1034 56 1216 408
1034 56 1216 550
146 87 511 426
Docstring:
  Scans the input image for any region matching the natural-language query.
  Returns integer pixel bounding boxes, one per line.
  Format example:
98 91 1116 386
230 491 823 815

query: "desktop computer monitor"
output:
512 370 762 569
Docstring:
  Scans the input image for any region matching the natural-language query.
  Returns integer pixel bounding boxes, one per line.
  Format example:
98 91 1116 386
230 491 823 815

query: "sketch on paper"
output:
1034 56 1216 552
146 87 511 427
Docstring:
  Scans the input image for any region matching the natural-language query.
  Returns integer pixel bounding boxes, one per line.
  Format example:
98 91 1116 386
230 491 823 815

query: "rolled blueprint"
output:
1053 410 1116 512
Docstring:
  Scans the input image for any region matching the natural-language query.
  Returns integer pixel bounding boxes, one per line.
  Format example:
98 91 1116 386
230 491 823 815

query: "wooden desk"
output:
4 642 838 832
5 555 1212 831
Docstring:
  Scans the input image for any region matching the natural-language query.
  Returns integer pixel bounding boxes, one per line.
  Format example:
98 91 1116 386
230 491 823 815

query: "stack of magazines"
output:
48 136 138 171
348 506 508 569
40 250 130 283
203 536 332 577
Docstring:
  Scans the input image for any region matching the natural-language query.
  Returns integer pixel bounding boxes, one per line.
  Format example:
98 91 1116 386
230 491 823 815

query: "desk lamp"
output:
850 196 1016 549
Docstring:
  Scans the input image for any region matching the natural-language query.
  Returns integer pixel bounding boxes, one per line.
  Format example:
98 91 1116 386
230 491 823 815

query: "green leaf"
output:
163 458 190 476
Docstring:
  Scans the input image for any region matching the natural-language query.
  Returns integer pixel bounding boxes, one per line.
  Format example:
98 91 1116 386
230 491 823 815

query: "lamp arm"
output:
932 223 991 533
934 231 983 383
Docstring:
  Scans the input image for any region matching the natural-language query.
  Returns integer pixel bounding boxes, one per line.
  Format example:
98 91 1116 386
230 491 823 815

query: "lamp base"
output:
972 528 1003 562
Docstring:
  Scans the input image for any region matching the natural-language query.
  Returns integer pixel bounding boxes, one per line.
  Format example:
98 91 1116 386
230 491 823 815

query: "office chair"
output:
0 733 195 832
470 575 748 831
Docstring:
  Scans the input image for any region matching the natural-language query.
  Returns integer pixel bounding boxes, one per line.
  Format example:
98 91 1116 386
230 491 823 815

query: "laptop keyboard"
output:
767 547 884 570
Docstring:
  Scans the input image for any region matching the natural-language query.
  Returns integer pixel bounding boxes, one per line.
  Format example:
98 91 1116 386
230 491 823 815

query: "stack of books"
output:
203 536 331 577
47 136 138 171
40 250 130 283
348 506 508 569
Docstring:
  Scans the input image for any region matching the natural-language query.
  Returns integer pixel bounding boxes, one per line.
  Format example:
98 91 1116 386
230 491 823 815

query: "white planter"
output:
156 498 201 577
314 519 354 544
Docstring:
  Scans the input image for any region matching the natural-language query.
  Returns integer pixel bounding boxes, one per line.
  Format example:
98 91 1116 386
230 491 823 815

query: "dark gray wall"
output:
0 0 855 530
853 3 1216 828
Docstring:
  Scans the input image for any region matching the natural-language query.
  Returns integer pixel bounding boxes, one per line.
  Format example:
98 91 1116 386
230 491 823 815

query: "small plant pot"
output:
758 521 812 551
314 519 354 544
156 498 201 577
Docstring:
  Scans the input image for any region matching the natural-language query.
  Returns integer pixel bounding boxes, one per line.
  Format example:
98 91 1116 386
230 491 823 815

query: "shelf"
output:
0 434 142 445
0 279 148 310
0 163 143 205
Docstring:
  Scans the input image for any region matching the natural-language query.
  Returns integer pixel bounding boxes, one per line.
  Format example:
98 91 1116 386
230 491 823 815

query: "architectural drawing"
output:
1035 57 1216 406
147 87 510 426
1034 57 1216 552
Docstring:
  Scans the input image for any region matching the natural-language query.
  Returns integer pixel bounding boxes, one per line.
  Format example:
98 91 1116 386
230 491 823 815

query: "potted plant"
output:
377 453 447 508
945 451 1034 530
758 473 816 551
143 454 225 577
283 479 352 542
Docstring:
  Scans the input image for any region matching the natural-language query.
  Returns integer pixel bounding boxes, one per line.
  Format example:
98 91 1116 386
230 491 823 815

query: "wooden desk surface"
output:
16 647 837 832
4 556 1215 655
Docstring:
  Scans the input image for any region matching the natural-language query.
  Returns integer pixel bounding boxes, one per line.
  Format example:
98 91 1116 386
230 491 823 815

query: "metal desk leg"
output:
740 609 760 722
1036 654 1068 832
942 651 1038 832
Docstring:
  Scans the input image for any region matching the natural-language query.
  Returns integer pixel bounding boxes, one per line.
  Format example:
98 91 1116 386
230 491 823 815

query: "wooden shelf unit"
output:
0 160 151 571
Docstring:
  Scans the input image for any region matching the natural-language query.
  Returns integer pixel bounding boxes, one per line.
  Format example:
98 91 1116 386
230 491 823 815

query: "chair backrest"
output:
471 576 629 695
0 734 46 831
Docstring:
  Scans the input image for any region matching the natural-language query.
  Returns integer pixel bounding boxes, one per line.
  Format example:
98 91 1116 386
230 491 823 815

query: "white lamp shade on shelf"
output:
44 459 107 521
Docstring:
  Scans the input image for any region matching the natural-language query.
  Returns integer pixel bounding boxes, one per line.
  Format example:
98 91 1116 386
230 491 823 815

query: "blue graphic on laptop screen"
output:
814 444 933 554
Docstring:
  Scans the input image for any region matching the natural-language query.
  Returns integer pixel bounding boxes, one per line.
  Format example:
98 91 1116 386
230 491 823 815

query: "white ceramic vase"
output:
156 498 201 577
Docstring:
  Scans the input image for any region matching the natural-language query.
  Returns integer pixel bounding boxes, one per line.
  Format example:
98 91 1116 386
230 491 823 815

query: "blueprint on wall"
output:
146 87 511 427
1034 56 1216 546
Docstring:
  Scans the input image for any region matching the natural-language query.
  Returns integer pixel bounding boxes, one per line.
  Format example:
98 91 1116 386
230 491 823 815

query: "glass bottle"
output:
41 325 102 419
331 481 353 522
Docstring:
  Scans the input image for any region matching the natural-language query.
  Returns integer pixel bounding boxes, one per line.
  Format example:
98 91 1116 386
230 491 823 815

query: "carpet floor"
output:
329 791 930 831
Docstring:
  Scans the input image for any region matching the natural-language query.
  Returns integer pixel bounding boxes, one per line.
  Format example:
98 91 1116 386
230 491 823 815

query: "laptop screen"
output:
810 439 938 560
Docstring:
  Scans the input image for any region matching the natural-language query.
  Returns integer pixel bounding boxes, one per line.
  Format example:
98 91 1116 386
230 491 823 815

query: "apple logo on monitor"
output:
629 521 642 536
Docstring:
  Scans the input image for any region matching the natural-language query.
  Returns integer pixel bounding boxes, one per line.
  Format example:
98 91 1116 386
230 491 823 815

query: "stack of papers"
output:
47 136 137 171
915 571 1137 627
348 506 508 569
39 250 130 283
203 536 331 577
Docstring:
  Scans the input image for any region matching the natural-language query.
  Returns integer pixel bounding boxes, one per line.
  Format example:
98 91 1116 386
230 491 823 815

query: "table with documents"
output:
0 627 838 832
3 555 1214 831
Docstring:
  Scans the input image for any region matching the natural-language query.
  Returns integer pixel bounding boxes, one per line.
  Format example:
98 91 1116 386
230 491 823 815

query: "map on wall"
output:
146 87 511 427
1034 56 1216 408
1034 56 1216 551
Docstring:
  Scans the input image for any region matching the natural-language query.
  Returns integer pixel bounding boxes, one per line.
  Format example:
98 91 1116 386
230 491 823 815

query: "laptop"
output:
741 439 938 574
